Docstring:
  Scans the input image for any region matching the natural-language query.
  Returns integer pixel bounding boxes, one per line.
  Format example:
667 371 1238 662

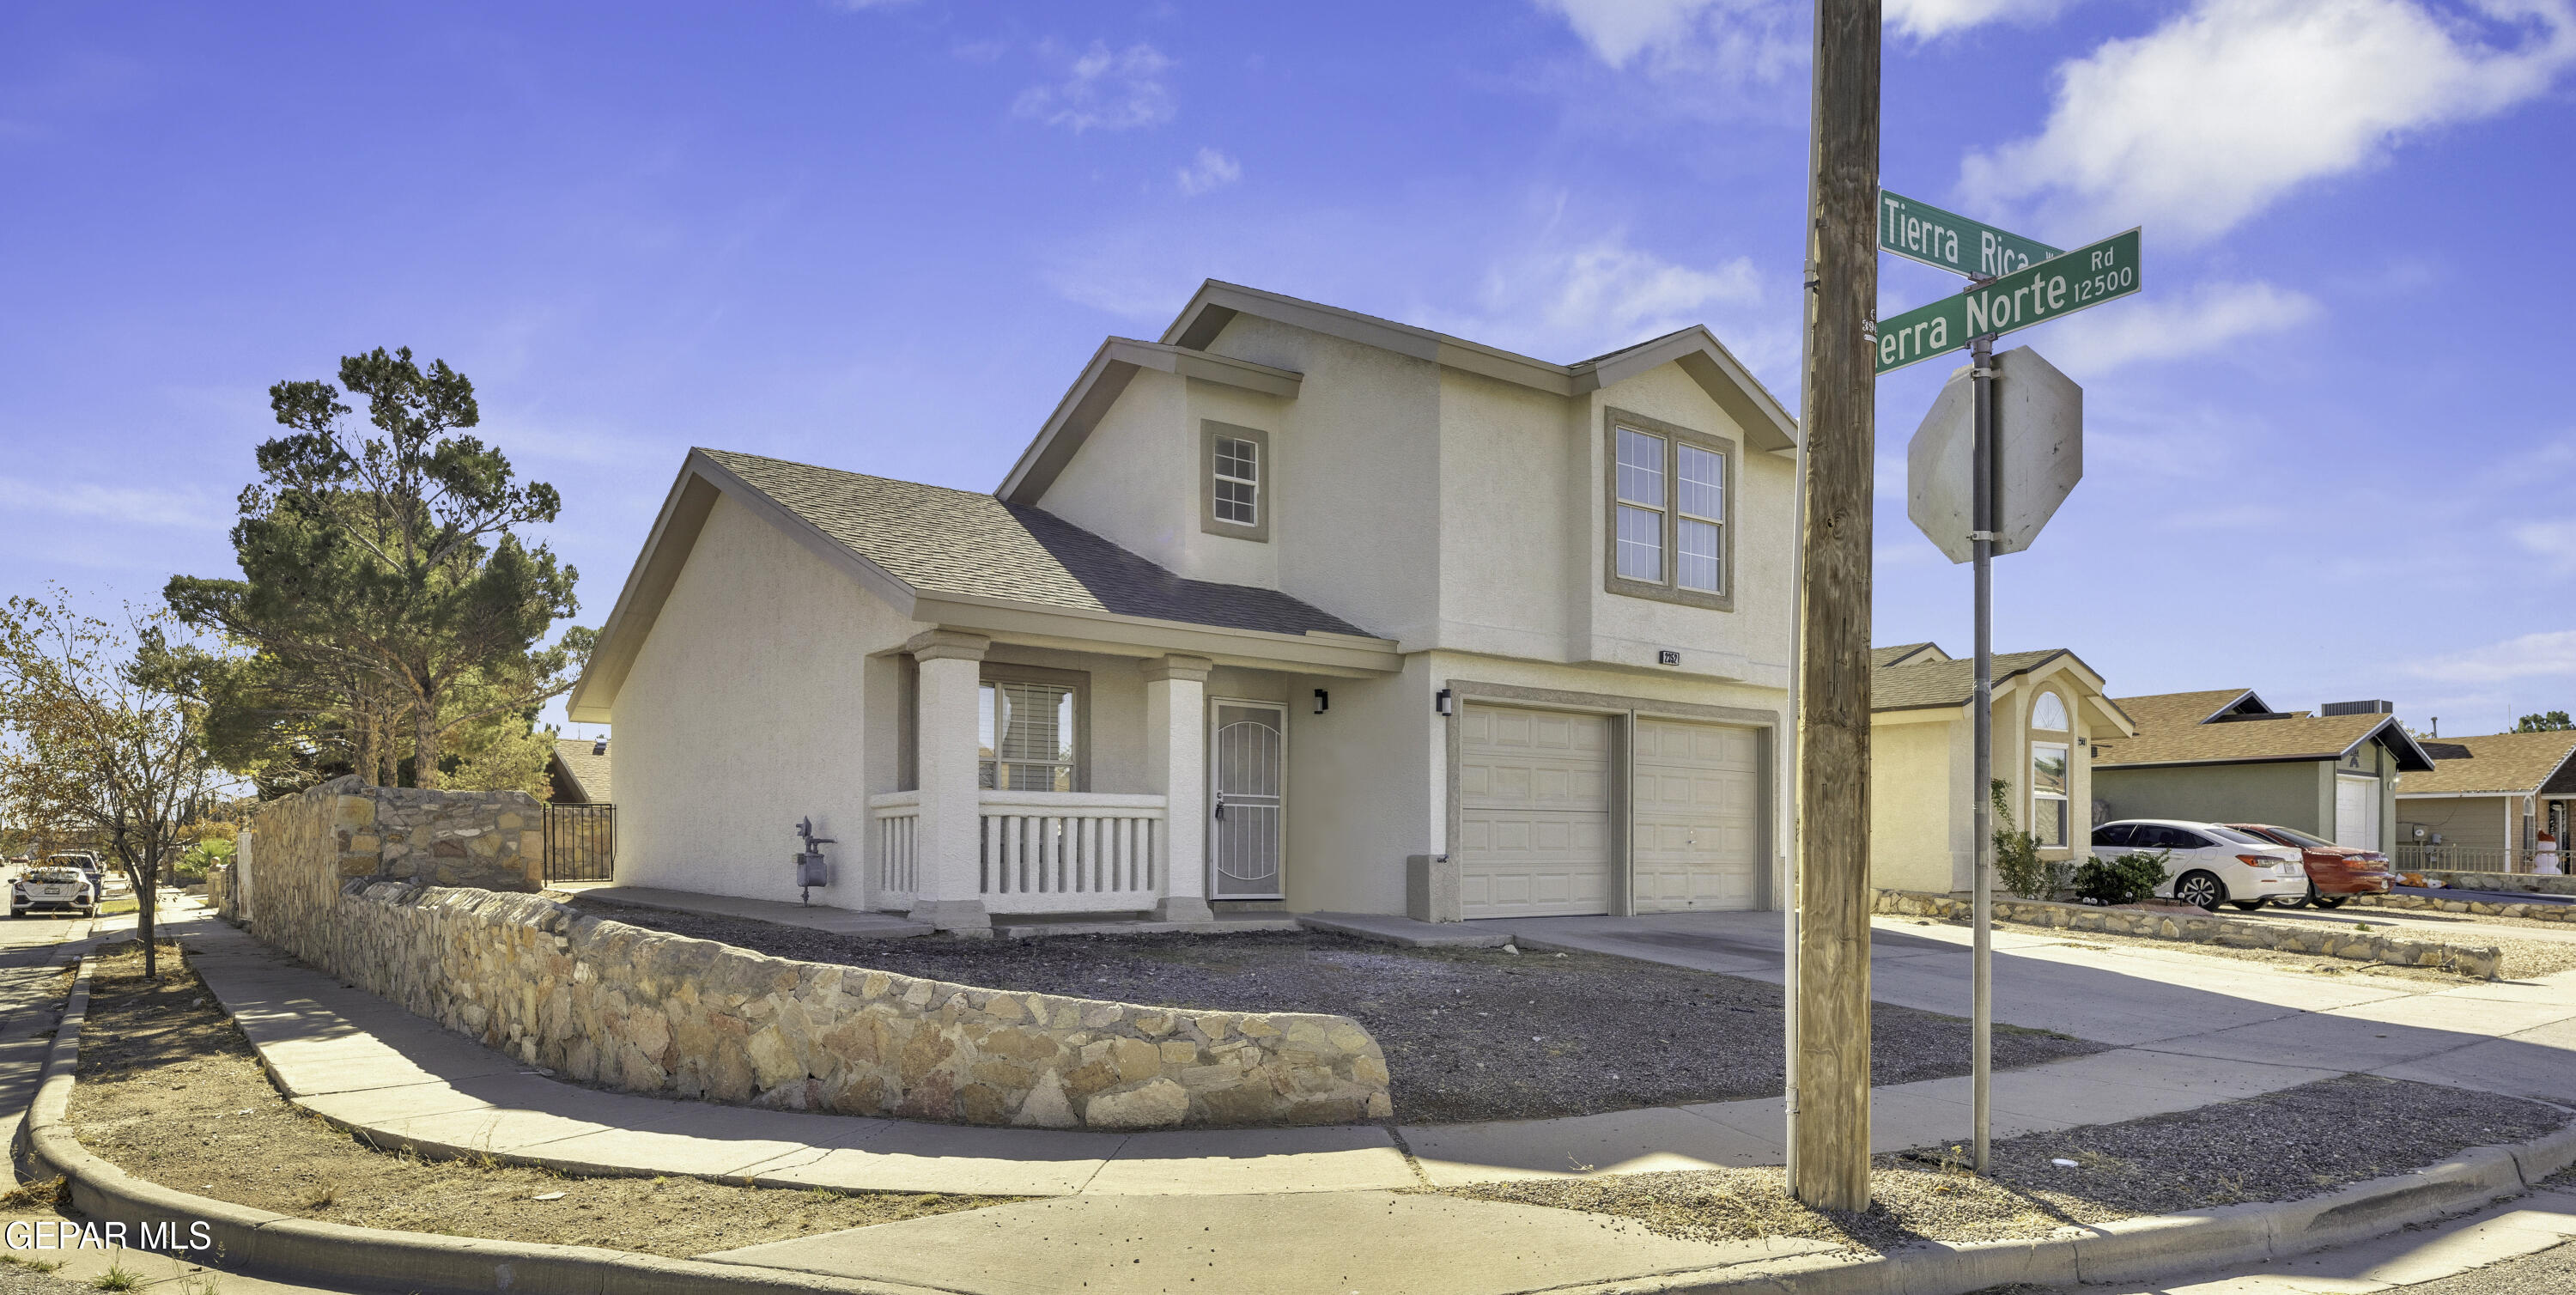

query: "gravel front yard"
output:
66 942 1004 1256
1437 1073 2570 1253
568 898 2108 1122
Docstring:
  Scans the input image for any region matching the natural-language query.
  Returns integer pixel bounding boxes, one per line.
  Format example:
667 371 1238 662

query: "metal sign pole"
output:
1970 327 1996 1176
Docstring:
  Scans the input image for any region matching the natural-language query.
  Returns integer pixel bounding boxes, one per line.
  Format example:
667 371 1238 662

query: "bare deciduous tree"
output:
0 589 227 978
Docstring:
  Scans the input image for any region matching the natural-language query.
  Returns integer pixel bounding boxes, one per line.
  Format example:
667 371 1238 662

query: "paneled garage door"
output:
1631 718 1762 911
1456 704 1613 918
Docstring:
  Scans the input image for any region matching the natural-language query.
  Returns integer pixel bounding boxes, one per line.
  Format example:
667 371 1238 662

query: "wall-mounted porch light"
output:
1313 689 1329 714
1435 688 1455 716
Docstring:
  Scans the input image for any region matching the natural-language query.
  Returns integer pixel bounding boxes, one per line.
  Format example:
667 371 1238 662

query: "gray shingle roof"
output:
700 449 1375 639
550 739 611 803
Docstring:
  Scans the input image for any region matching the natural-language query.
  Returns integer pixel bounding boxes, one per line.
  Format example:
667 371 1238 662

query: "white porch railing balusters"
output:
876 790 1166 915
866 791 921 910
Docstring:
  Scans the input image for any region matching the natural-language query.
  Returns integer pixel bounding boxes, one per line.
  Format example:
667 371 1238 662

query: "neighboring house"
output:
566 281 1802 931
549 737 612 805
2090 691 2435 851
2393 731 2576 872
1867 643 2131 894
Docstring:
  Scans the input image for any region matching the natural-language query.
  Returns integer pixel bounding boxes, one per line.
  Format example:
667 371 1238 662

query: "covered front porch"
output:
864 627 1404 933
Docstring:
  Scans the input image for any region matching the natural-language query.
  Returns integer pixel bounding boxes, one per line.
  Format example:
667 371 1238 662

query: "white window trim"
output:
2031 739 2071 849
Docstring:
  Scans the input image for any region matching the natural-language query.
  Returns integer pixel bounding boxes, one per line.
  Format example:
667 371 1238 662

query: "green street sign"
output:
1874 228 2142 375
1880 190 2062 279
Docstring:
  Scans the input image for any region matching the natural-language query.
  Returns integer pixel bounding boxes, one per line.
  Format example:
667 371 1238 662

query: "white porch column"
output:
1144 654 1214 922
908 629 992 934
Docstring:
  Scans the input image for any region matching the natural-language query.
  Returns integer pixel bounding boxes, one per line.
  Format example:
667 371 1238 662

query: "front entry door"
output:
1211 702 1286 899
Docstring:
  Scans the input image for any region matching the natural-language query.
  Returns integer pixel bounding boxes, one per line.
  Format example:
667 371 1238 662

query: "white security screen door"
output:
1211 702 1285 898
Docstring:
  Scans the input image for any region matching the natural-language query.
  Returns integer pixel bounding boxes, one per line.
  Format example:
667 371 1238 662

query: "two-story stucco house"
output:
564 282 1801 933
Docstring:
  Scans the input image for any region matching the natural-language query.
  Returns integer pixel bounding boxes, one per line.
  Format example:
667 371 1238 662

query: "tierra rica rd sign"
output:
1873 228 2142 374
1878 190 2061 278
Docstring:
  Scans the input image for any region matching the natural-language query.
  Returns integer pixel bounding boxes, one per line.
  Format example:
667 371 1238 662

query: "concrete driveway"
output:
1497 910 2576 1107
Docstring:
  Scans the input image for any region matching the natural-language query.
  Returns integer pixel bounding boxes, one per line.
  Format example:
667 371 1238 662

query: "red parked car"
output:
2226 824 2396 909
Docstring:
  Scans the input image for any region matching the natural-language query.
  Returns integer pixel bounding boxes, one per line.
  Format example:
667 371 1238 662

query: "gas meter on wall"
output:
793 817 835 902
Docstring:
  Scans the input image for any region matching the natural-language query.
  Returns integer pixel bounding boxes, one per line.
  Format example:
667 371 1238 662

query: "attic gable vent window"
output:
1604 408 1734 611
1200 421 1272 542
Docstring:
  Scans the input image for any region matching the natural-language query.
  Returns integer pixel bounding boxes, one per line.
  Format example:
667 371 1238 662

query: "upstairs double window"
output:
1607 410 1731 608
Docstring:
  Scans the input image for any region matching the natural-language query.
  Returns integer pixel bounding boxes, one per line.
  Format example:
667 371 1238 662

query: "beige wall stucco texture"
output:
617 492 918 907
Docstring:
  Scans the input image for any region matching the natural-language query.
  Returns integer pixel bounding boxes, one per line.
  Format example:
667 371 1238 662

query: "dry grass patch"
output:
66 942 1006 1258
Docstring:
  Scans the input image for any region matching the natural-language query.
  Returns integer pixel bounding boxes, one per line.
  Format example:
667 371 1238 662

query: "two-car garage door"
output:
1455 703 1759 918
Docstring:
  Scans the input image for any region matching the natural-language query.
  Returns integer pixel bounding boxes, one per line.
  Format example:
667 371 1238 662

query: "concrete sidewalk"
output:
150 897 2576 1202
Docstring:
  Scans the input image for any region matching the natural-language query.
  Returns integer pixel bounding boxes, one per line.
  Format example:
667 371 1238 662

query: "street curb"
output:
1554 1123 2575 1294
16 956 956 1295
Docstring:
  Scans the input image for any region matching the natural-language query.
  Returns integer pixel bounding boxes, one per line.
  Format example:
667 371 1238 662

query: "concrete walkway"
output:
152 899 2576 1202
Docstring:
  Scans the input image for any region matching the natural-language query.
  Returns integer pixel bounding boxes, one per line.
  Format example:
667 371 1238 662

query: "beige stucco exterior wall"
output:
1281 660 1441 915
1198 314 1447 648
1568 363 1797 692
1865 660 2107 895
2397 793 2511 851
614 492 919 908
1868 714 1967 892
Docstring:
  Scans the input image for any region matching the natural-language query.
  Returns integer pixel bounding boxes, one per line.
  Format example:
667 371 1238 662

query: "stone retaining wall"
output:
325 882 1391 1128
238 775 543 970
224 781 1392 1128
1874 890 2500 979
2355 891 2574 922
2408 870 2576 897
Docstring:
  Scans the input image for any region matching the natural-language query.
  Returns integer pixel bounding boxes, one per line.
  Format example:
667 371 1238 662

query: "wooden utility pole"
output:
1792 0 1881 1213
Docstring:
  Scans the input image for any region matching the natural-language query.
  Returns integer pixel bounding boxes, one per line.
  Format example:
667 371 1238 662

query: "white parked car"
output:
11 866 95 918
2088 819 2307 911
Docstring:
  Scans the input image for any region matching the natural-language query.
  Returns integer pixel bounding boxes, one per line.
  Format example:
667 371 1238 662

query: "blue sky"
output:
3 0 2572 737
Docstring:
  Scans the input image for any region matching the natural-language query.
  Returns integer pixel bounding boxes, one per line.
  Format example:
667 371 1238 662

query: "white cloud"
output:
1013 41 1175 132
1175 147 1242 197
1534 0 1803 83
2514 520 2576 572
1437 234 1765 359
2043 279 2319 371
0 477 228 531
2409 629 2576 685
1886 0 2075 39
1539 0 1724 64
1961 0 2576 244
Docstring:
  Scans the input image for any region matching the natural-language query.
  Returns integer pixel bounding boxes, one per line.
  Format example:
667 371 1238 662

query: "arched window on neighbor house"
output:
2030 691 2071 848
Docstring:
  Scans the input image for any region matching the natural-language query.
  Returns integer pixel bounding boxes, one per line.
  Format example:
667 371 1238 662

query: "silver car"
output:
2089 819 2307 911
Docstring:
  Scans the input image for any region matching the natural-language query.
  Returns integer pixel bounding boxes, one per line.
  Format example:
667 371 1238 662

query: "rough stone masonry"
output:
225 780 1393 1128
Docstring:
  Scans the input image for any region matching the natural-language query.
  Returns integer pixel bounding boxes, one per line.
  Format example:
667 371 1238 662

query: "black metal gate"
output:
544 804 617 883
